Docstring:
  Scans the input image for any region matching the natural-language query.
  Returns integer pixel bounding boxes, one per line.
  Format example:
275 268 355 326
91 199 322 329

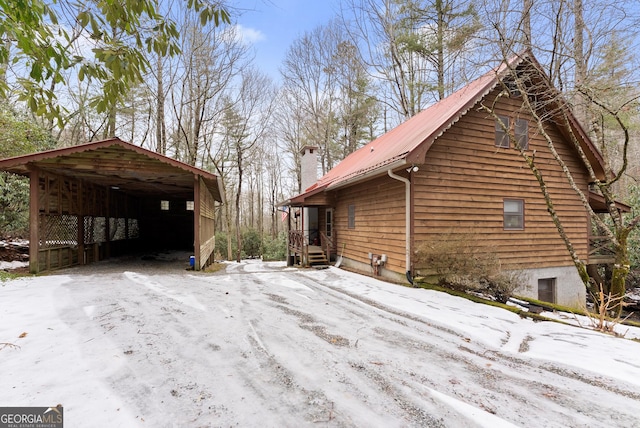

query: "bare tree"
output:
154 51 168 154
262 134 289 238
480 0 640 313
343 0 480 121
273 88 307 192
333 40 379 158
344 0 431 120
168 15 247 166
218 68 277 262
398 0 482 100
281 21 344 174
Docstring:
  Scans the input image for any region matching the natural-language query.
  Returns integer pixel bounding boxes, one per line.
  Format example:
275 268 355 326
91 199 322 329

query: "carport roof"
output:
0 137 223 202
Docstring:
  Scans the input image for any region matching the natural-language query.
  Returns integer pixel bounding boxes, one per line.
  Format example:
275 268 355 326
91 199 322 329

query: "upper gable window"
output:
495 116 529 150
515 118 529 150
495 115 510 148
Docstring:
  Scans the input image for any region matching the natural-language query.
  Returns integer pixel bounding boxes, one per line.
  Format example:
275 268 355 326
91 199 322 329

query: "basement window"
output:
504 199 524 230
186 201 195 211
538 278 556 303
161 200 170 211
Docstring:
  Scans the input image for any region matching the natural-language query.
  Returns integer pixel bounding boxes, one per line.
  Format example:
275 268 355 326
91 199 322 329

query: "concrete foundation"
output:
340 257 585 309
512 265 586 308
340 257 409 284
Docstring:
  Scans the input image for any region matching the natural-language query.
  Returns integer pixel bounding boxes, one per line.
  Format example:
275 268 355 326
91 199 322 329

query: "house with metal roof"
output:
282 51 614 307
0 138 223 273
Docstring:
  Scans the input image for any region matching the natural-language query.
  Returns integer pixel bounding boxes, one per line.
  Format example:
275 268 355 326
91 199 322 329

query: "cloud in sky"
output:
235 24 266 45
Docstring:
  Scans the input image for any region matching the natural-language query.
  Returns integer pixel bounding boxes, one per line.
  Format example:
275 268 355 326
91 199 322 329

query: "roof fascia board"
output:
406 76 502 164
0 137 220 183
285 159 407 205
326 159 408 191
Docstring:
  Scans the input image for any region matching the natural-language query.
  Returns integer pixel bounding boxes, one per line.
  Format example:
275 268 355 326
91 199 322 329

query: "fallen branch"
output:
0 342 21 351
137 330 161 336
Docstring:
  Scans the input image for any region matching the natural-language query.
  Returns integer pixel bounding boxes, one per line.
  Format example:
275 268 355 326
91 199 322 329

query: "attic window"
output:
495 117 529 150
506 80 522 97
515 118 529 150
495 116 510 148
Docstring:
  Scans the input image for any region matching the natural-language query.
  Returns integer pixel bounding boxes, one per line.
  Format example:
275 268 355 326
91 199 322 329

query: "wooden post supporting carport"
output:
28 167 39 274
193 175 201 270
77 180 85 265
105 186 111 260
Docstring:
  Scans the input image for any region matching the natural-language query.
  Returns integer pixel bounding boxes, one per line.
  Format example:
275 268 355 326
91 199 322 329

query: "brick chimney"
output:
300 146 319 192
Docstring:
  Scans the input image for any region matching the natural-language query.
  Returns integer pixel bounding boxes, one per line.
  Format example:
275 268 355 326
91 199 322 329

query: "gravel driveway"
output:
2 255 639 427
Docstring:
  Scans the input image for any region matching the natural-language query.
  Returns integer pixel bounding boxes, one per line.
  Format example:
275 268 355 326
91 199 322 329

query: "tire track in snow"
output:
278 268 640 427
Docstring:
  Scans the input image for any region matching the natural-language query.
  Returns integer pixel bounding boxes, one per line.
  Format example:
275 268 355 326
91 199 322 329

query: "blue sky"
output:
232 0 341 79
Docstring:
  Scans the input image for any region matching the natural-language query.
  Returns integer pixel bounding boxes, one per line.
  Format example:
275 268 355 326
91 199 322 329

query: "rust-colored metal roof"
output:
0 137 224 202
291 51 606 203
303 58 511 196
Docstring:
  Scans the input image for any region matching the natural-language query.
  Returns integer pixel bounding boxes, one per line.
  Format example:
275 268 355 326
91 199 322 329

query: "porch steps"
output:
307 247 329 266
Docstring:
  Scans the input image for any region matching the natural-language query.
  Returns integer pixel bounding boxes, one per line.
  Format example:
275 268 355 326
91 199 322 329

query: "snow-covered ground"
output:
0 260 28 270
1 255 639 427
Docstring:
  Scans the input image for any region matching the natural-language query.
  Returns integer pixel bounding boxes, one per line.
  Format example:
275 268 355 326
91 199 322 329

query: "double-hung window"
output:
504 199 524 230
495 115 510 148
515 118 529 150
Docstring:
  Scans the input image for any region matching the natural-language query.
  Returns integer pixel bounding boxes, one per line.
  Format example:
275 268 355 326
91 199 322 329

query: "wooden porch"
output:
588 235 616 265
288 230 335 267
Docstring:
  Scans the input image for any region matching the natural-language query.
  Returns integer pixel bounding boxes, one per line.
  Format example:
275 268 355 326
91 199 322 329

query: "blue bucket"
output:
189 256 195 267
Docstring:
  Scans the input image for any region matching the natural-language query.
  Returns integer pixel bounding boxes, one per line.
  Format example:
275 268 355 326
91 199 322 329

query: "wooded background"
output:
1 0 639 262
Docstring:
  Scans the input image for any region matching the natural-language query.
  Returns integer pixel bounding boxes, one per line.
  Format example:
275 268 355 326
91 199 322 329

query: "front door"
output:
304 207 319 245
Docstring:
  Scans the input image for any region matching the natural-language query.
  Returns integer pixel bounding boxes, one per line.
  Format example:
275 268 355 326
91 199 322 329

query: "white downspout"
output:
387 169 413 284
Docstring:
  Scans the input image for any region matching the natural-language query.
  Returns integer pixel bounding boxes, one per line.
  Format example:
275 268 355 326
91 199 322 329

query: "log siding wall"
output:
334 175 406 274
413 89 589 272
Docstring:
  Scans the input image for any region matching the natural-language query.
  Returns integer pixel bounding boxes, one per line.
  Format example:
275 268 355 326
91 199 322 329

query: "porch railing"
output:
289 230 306 253
289 230 335 266
319 231 335 261
288 230 308 265
588 235 615 264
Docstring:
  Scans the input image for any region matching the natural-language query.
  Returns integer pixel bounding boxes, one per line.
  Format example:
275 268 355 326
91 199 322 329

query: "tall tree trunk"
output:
436 0 445 100
610 230 630 316
235 147 243 263
0 40 9 88
156 55 166 154
104 108 116 139
225 202 233 261
523 0 532 49
573 0 587 124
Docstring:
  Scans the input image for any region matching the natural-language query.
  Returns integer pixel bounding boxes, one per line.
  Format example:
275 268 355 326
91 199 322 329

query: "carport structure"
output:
0 138 223 273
